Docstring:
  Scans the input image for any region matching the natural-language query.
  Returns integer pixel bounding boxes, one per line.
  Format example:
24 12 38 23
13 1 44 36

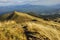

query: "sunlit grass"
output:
0 11 60 40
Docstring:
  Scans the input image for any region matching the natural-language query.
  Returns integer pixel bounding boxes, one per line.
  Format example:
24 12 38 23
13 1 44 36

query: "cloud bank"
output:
0 0 60 6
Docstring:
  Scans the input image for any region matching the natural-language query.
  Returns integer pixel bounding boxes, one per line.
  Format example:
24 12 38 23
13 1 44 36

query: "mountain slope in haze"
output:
0 11 60 40
0 5 50 14
39 13 60 23
0 4 60 15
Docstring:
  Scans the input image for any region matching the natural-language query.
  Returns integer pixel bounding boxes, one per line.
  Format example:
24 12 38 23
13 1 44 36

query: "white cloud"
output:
0 0 60 6
0 0 27 6
29 0 60 5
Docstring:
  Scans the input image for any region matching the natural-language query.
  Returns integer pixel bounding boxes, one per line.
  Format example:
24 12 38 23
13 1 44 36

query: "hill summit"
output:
0 11 60 40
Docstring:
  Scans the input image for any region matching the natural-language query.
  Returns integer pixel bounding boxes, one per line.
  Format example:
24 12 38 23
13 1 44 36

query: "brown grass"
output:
0 11 60 40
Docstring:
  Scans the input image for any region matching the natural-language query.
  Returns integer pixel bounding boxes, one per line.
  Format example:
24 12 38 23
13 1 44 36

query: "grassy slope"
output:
0 11 60 40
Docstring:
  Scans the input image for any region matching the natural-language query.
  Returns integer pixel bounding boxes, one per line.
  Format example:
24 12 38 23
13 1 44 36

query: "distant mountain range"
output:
0 4 60 15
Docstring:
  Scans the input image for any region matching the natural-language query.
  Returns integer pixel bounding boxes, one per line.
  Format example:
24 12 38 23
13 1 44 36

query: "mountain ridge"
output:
0 4 60 15
0 11 60 40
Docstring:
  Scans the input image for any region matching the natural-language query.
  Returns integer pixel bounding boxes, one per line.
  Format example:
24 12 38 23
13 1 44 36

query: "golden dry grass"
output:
0 11 60 40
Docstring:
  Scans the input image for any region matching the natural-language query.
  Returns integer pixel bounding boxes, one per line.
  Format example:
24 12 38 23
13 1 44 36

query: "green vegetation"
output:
39 14 60 22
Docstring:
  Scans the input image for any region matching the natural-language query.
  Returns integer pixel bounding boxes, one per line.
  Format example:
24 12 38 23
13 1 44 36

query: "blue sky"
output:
0 0 60 6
